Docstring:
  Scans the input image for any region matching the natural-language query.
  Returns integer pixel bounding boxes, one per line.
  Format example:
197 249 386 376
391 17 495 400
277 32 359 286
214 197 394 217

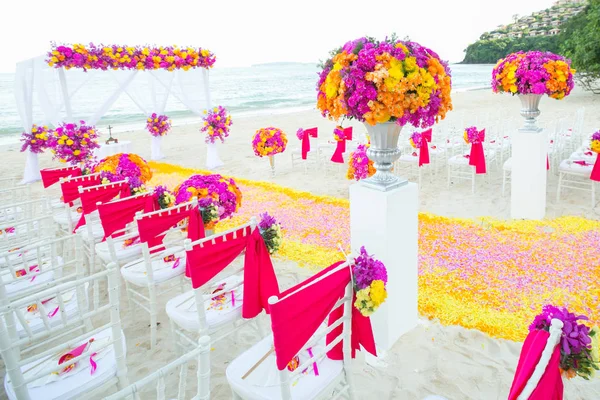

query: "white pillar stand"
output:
510 131 548 219
151 136 165 160
21 151 41 184
206 142 224 169
349 182 419 357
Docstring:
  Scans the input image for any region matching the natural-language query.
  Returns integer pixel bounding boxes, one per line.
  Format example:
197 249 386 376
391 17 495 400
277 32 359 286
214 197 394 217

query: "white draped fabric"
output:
14 55 211 180
206 142 223 169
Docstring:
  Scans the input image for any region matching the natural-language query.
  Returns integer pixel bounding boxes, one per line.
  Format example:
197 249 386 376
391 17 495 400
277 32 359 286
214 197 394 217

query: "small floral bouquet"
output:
201 106 232 144
492 51 575 99
49 121 100 164
296 128 305 141
94 153 152 194
529 305 599 380
591 131 600 154
347 144 376 181
146 113 171 137
154 185 176 209
252 127 288 157
352 246 388 317
20 125 52 153
463 126 481 144
174 174 242 229
409 131 423 149
258 212 283 255
333 126 347 142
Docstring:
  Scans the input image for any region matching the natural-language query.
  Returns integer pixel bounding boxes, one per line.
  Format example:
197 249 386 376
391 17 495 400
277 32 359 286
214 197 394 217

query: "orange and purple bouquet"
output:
47 43 215 71
492 51 575 99
333 126 347 142
94 153 152 194
409 131 423 149
252 127 288 157
347 144 376 181
49 121 100 164
146 113 171 137
201 106 232 144
463 126 481 144
317 36 452 128
20 124 52 154
591 131 600 154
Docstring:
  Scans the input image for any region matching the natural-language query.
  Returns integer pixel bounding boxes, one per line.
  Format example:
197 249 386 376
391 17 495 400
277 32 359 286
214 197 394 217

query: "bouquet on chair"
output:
154 185 176 209
20 125 53 154
529 305 599 380
352 247 388 317
592 131 600 154
202 106 232 144
146 113 171 137
258 212 283 255
463 126 482 144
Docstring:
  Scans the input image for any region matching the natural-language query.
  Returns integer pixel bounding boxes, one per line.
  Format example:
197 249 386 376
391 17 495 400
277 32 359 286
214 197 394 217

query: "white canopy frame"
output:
15 55 213 183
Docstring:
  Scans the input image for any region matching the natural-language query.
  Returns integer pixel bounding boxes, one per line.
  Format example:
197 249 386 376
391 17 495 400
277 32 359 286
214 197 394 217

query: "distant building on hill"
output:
549 28 561 35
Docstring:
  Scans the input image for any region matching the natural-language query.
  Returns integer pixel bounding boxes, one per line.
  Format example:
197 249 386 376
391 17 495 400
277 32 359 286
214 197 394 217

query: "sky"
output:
0 0 558 72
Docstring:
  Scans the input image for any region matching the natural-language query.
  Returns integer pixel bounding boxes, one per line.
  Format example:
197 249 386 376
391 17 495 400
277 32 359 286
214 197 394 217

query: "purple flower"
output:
259 212 277 230
353 246 388 290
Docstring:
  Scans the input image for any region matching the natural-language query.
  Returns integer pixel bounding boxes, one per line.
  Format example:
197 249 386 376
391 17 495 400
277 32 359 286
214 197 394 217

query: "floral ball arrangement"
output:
49 121 100 164
202 106 232 144
591 131 600 154
492 51 575 99
146 113 171 137
20 125 52 153
352 246 388 317
347 144 376 181
174 174 242 229
47 44 216 71
154 185 176 209
94 153 152 194
317 36 453 127
258 212 283 255
252 127 288 157
529 305 599 380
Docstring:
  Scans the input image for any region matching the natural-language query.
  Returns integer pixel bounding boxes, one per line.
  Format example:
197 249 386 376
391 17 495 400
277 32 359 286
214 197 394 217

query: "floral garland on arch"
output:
146 114 171 137
20 125 52 154
94 153 152 194
317 36 453 127
352 246 388 317
49 121 100 165
492 51 575 99
201 106 232 144
258 212 283 255
47 44 216 71
174 174 242 229
252 127 288 157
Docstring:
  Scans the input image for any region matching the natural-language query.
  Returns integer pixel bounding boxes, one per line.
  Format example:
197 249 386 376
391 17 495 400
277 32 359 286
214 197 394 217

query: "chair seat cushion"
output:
2 256 63 298
226 334 344 400
121 247 186 287
76 222 104 243
166 275 244 333
559 159 593 175
448 155 471 165
569 151 596 165
52 210 79 228
4 327 126 400
95 238 142 265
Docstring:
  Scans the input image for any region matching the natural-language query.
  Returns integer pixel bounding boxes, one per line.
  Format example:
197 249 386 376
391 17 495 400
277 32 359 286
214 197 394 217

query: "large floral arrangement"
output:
463 126 481 144
591 131 600 154
492 51 575 99
94 153 152 194
49 121 100 164
347 144 375 181
154 185 176 209
201 106 232 144
47 44 215 71
258 212 283 255
529 305 599 379
146 113 171 137
174 174 242 229
317 36 452 127
252 127 288 157
20 125 52 153
352 246 388 317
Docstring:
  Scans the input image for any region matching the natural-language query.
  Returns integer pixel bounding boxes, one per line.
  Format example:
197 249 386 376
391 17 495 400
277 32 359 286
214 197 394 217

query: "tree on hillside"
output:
561 0 600 93
512 14 519 23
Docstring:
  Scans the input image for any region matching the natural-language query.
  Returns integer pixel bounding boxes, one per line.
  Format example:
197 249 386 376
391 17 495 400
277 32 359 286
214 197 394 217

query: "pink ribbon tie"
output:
172 257 181 269
231 290 235 307
90 353 98 375
306 347 319 376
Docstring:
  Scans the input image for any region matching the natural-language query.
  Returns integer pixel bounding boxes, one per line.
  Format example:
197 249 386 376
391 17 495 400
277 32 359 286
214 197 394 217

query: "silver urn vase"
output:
518 94 543 133
362 122 407 191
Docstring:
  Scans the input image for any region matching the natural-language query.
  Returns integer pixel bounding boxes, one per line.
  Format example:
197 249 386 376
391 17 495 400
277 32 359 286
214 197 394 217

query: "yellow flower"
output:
591 326 599 365
356 287 370 302
73 150 81 156
370 280 387 307
66 139 74 146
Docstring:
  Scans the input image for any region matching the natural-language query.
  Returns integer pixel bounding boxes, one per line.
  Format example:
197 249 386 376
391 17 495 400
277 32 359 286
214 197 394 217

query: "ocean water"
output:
0 63 493 143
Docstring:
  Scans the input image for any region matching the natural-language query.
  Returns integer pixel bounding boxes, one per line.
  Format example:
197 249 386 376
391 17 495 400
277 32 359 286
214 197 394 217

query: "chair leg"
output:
471 170 475 194
149 285 158 350
447 165 451 188
592 183 596 208
557 173 563 203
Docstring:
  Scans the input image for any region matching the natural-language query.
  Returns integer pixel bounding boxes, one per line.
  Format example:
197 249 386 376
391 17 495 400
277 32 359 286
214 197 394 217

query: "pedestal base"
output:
510 131 548 220
349 182 418 352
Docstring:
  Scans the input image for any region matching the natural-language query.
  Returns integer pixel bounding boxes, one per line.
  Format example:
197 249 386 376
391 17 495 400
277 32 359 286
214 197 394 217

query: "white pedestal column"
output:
151 136 165 160
349 182 418 352
510 131 548 219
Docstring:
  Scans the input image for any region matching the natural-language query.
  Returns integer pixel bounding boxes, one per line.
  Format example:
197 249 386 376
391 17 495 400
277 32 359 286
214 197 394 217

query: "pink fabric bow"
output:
98 194 156 240
73 182 131 232
591 154 600 182
331 127 353 164
41 167 81 188
469 129 486 174
419 129 432 167
508 329 563 400
301 127 318 160
137 205 205 253
60 175 102 204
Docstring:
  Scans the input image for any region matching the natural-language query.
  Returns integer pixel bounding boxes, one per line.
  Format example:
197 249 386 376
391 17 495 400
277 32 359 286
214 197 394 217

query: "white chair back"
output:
0 215 55 253
0 185 31 205
0 198 52 225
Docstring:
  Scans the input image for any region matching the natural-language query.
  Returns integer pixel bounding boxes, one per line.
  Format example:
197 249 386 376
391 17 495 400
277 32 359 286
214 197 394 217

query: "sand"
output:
1 88 600 399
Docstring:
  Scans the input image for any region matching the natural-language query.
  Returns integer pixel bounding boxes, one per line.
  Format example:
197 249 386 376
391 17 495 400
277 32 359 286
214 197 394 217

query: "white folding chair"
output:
0 185 31 206
104 335 211 400
226 260 356 400
556 159 596 207
0 263 128 400
0 198 52 226
54 174 101 235
0 215 55 254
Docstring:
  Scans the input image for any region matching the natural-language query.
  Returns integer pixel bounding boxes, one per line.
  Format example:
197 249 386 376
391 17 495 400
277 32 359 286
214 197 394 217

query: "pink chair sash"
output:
469 129 486 174
591 153 600 182
60 175 102 204
508 329 564 400
270 261 376 371
98 194 156 240
74 182 130 232
137 205 205 250
41 167 81 188
331 127 353 164
301 128 318 160
186 227 279 319
419 129 432 167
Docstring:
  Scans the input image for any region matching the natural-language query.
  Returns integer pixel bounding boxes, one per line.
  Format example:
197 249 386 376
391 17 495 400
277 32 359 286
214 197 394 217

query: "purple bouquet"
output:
146 113 171 137
20 125 52 154
201 106 232 144
154 185 176 209
258 212 283 254
49 121 100 165
352 246 388 317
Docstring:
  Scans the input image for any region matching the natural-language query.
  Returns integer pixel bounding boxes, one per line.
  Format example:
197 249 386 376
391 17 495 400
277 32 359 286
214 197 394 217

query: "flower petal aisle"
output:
148 161 599 342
